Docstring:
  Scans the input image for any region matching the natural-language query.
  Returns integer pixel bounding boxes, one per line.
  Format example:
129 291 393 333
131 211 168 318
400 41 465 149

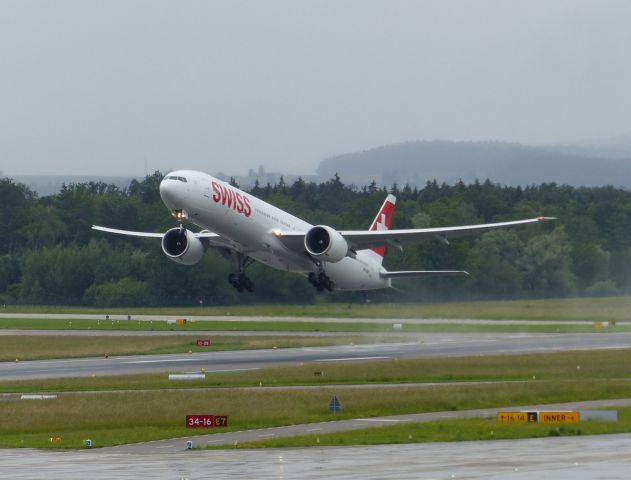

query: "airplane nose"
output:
159 177 178 207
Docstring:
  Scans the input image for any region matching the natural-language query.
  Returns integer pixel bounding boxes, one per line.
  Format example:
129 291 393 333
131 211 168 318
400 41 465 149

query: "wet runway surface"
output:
2 332 631 380
2 433 631 479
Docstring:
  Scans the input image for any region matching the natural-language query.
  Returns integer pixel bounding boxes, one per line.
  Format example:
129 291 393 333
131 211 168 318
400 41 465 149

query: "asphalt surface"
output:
2 433 631 479
2 332 631 380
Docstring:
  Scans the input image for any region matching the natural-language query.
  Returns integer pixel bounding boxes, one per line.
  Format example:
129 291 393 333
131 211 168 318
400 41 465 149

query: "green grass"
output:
2 348 630 393
3 380 631 448
1 317 628 334
4 295 631 321
0 334 394 361
233 407 631 449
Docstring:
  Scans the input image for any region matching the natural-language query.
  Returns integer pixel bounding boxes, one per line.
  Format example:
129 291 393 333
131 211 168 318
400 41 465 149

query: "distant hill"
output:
556 131 631 160
317 140 631 188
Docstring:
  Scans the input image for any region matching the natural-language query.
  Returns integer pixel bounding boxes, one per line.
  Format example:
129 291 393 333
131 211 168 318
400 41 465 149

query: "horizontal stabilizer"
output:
381 270 470 279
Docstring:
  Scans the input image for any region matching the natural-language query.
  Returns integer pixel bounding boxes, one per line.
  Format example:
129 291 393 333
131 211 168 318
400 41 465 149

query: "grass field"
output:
2 348 631 448
3 295 631 321
2 380 631 449
233 407 631 449
1 317 628 334
0 334 394 361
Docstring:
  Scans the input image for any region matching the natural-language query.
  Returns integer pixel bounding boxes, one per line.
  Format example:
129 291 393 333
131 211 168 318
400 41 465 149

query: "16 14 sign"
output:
185 415 228 428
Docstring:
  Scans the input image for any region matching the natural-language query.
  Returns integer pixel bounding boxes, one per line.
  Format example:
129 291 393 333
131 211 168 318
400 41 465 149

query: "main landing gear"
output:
228 273 255 293
308 270 334 292
228 252 255 293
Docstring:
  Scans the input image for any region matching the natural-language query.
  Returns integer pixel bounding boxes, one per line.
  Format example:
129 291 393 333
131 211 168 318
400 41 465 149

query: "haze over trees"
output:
1 173 630 307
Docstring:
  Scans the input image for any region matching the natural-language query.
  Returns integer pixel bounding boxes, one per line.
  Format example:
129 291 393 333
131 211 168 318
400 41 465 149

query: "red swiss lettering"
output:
211 181 253 218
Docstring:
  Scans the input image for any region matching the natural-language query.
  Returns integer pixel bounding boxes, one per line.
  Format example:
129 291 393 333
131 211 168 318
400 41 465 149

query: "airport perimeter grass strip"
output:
230 407 631 449
2 381 631 448
1 318 629 334
1 348 631 394
4 295 631 321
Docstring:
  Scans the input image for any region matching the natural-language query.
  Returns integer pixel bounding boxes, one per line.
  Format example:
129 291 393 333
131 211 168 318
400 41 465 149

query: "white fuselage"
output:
159 170 390 291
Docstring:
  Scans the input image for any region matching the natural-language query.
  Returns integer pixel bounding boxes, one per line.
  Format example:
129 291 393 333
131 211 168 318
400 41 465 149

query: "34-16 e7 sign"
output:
185 415 228 428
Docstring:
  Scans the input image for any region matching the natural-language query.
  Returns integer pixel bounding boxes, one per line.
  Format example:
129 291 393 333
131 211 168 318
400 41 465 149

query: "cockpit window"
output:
165 176 187 182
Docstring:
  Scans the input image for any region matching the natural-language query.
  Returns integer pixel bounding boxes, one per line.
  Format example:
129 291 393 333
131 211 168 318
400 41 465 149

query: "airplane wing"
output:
91 225 230 248
92 226 165 238
275 216 555 252
380 270 470 279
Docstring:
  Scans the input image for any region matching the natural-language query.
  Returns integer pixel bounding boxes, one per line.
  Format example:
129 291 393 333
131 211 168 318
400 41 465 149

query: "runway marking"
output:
123 358 200 364
307 428 322 432
203 368 260 374
315 356 390 362
257 434 276 438
356 418 401 422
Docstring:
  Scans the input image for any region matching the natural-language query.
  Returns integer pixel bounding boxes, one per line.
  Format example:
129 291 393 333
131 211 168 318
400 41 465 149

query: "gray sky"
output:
1 0 630 176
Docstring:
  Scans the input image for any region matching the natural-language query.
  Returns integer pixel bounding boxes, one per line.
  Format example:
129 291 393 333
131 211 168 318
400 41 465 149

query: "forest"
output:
1 172 631 307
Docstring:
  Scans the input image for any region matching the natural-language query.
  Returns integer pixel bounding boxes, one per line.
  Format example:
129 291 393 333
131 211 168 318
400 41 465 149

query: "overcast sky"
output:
1 0 630 176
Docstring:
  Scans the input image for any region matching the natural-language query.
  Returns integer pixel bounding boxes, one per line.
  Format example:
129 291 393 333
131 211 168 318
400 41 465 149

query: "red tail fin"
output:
369 194 396 259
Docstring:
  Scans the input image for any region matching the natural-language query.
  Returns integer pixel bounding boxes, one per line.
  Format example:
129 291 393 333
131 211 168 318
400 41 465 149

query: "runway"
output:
2 433 631 479
1 332 631 380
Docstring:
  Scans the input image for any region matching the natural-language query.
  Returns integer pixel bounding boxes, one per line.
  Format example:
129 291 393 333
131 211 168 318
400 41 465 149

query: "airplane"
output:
93 170 555 292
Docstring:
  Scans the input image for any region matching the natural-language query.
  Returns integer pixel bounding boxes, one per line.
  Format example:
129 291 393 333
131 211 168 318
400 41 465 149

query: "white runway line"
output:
356 418 401 422
123 358 200 364
203 368 260 374
315 356 390 362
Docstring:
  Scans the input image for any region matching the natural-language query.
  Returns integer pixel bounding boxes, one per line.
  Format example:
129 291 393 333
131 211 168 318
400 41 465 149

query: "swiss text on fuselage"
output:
211 181 252 217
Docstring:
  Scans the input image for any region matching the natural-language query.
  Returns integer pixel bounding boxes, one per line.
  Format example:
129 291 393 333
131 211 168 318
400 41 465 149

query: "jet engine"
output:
304 225 348 263
161 227 204 265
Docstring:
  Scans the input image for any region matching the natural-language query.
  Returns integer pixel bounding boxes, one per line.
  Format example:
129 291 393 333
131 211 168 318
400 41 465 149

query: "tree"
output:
470 230 523 295
519 227 575 295
85 278 155 307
